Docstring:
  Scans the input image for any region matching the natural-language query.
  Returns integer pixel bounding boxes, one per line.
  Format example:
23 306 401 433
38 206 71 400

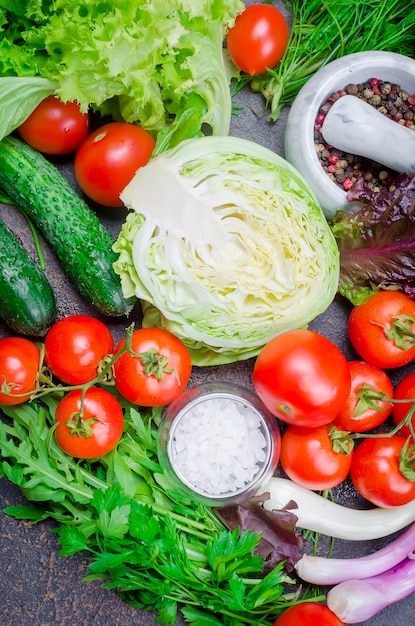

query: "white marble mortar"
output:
284 51 415 219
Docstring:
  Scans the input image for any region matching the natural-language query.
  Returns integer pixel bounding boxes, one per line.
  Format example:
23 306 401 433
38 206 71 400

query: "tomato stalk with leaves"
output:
326 393 415 508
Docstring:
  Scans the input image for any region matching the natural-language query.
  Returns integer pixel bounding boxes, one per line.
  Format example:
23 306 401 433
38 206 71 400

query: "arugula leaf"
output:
331 173 415 305
0 402 97 504
3 503 50 522
102 448 145 499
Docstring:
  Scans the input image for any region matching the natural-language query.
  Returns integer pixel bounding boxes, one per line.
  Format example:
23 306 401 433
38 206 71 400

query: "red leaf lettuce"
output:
331 173 415 305
215 497 304 574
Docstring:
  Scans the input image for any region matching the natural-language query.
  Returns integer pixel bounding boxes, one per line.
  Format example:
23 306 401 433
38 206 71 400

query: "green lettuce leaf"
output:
0 0 243 142
0 76 56 140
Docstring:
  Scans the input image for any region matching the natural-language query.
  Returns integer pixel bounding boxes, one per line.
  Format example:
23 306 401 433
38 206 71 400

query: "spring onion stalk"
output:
327 556 415 623
296 522 415 585
262 478 415 540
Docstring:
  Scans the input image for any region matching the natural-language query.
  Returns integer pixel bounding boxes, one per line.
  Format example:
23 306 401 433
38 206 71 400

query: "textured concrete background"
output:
1 3 415 624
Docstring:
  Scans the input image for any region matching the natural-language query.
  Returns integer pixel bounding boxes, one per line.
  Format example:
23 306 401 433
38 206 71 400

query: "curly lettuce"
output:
113 136 340 366
0 0 244 142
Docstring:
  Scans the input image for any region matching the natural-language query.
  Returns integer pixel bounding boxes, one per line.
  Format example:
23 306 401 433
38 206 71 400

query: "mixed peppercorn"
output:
315 78 415 192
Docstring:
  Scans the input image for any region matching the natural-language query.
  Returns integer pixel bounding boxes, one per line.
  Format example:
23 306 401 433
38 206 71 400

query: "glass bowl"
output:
158 382 281 507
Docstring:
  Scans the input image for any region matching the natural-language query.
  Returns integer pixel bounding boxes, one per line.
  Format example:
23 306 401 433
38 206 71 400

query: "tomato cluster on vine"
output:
0 314 192 459
253 290 415 508
2 289 415 505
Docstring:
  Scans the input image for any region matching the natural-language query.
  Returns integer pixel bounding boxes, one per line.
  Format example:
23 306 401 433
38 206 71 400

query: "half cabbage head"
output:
113 136 339 365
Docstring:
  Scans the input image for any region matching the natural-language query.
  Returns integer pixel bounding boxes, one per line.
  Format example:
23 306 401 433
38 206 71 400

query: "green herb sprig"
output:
0 394 322 625
242 0 415 121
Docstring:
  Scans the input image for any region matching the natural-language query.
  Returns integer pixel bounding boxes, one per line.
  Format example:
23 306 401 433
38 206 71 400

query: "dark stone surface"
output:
1 68 414 626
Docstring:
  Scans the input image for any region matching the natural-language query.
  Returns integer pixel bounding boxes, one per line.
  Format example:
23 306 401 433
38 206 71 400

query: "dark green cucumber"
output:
0 135 135 317
0 216 56 335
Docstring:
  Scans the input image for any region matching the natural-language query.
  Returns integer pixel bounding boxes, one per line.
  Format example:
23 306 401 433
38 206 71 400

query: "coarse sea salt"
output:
169 395 270 496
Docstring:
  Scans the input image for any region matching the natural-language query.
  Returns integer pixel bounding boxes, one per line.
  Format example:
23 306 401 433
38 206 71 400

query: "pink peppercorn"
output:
327 165 337 173
370 78 381 95
343 178 354 190
328 154 339 164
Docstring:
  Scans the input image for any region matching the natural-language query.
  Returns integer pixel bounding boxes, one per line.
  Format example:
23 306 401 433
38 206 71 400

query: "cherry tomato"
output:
55 386 124 458
350 434 415 507
74 121 155 207
333 360 393 432
348 290 415 369
280 424 353 490
113 328 192 407
44 315 114 385
226 4 289 76
392 372 415 438
17 96 89 154
252 330 351 427
273 602 345 626
0 337 40 405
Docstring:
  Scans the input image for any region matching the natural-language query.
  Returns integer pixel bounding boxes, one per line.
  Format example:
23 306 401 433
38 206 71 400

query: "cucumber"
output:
0 216 56 335
0 135 136 317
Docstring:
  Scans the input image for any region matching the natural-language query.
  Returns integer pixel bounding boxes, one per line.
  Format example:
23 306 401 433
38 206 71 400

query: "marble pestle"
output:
321 94 415 175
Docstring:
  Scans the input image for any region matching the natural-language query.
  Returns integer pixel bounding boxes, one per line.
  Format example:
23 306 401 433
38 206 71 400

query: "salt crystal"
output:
168 394 272 496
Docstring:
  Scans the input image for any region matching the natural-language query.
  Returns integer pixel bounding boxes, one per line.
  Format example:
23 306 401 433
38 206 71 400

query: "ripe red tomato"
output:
74 121 155 207
348 290 415 369
17 96 89 154
44 315 114 385
0 337 40 405
350 434 415 507
113 327 192 407
273 602 345 626
55 386 124 458
252 330 351 427
226 4 289 76
333 360 393 432
391 372 415 438
280 424 353 490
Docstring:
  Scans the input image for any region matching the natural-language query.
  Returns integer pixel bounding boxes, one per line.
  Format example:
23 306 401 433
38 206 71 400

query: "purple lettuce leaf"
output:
215 497 304 574
331 173 415 305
